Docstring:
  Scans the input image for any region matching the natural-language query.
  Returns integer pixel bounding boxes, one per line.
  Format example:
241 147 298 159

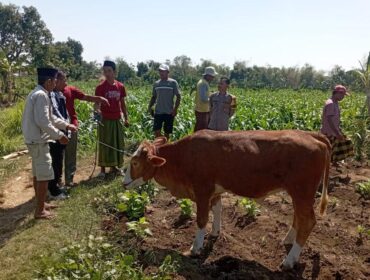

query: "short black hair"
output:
37 67 58 85
220 76 231 85
38 76 51 86
103 60 116 71
56 70 67 80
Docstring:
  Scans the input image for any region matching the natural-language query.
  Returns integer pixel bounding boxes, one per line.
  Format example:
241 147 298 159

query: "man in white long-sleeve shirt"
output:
22 68 77 219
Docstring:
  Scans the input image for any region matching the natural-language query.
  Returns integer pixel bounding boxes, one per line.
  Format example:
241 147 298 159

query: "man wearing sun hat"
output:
320 84 354 164
148 64 181 139
22 67 77 219
194 66 218 131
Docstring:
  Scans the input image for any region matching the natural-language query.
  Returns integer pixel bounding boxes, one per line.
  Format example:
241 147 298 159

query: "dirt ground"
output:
116 163 370 280
0 155 96 246
1 156 369 279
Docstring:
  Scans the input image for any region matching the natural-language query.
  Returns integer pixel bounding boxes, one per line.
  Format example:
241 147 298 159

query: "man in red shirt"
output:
56 72 109 186
95 60 129 178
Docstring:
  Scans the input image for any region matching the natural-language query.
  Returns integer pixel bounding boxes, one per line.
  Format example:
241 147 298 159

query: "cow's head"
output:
123 137 167 189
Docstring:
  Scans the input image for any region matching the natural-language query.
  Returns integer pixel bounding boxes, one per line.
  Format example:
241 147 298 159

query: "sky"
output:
3 0 370 71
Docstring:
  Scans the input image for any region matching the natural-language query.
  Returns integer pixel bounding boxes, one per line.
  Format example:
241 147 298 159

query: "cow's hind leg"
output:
210 195 222 237
282 200 297 245
190 197 211 255
282 200 316 270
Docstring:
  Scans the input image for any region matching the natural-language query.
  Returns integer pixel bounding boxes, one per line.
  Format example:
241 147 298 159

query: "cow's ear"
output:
149 156 166 167
153 137 167 147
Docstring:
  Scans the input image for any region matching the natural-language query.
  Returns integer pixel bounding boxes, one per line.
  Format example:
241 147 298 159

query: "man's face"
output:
55 75 67 91
218 79 229 92
103 66 115 80
159 70 169 80
44 77 57 92
333 93 345 101
205 75 215 82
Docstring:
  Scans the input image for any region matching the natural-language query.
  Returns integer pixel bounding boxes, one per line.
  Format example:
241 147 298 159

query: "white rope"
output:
97 140 131 156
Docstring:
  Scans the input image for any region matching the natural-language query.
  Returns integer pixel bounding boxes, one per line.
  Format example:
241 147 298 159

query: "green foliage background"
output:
0 82 365 156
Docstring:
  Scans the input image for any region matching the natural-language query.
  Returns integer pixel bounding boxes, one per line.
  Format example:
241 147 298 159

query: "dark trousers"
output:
48 142 65 196
194 111 210 132
65 131 77 184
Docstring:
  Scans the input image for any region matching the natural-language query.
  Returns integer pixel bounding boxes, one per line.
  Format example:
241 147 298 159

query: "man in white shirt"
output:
22 67 77 219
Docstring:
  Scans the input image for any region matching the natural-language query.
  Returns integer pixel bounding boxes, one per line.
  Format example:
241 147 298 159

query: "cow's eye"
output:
132 162 138 167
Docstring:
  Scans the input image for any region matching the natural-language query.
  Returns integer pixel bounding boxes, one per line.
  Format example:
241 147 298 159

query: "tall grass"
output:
0 101 25 155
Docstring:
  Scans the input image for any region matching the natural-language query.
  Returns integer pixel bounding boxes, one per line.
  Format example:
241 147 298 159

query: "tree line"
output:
1 3 369 103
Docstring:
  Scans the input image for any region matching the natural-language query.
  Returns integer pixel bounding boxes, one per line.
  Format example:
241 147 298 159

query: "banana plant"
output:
355 52 370 116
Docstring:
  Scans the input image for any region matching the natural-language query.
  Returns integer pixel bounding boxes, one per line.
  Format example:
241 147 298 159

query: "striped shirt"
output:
152 78 180 114
208 92 236 131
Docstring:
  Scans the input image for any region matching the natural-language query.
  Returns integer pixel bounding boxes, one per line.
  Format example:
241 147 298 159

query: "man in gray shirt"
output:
148 64 181 139
22 67 77 219
208 77 237 131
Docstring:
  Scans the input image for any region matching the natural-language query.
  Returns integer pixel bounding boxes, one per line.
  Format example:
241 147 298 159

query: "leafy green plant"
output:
137 181 159 201
357 225 370 245
36 235 142 279
356 181 370 200
36 235 175 280
357 225 370 236
238 198 261 218
156 255 179 279
116 190 150 220
331 197 339 209
126 217 153 238
178 198 193 218
350 105 369 161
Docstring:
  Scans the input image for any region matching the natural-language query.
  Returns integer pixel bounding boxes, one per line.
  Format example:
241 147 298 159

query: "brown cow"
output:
123 129 330 269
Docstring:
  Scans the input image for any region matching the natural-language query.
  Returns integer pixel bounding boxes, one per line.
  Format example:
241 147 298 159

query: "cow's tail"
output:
309 132 331 216
319 146 330 216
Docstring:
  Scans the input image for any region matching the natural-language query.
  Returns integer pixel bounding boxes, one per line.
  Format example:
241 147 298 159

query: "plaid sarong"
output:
328 136 354 162
98 118 124 167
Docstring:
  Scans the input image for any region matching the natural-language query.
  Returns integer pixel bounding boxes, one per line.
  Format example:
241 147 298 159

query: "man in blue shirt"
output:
48 71 70 199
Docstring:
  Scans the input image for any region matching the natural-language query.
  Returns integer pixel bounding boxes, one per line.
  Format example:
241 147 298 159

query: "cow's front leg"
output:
190 198 211 255
211 196 222 237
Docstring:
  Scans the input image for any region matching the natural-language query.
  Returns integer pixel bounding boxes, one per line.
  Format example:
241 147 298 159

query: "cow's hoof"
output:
280 259 296 271
183 249 200 258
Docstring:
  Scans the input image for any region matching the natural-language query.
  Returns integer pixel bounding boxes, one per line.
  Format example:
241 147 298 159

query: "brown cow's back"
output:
159 130 328 199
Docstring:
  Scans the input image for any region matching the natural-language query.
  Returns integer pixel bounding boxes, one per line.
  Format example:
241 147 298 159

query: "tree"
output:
66 38 83 64
137 62 149 77
0 4 52 66
0 4 52 100
116 58 136 83
230 61 248 87
299 64 315 89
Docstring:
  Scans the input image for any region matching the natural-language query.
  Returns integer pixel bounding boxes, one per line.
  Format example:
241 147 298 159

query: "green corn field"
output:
71 81 366 153
0 82 366 156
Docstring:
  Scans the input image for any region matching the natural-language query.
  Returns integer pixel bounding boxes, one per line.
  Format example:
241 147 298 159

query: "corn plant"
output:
357 225 370 242
116 190 150 220
178 199 193 218
238 198 261 218
126 217 153 238
350 105 369 161
356 181 370 200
